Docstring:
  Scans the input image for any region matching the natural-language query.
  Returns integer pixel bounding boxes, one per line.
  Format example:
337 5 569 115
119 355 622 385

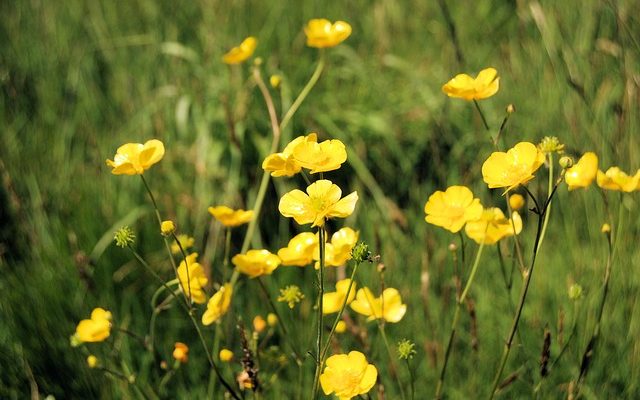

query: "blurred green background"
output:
1 0 639 398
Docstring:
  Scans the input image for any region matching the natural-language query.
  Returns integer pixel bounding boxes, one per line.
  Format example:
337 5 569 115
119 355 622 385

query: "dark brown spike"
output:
540 326 551 377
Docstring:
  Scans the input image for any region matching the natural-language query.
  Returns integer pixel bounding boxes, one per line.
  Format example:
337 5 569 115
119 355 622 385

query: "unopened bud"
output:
568 283 583 300
559 156 573 169
253 57 263 66
448 243 458 252
253 315 267 333
161 220 176 236
601 223 611 234
506 104 515 114
270 74 281 89
267 313 278 327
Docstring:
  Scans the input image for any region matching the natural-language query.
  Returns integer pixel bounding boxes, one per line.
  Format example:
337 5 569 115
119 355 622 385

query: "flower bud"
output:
267 313 278 327
253 57 263 66
506 104 515 114
253 315 267 333
601 223 611 234
509 194 525 211
219 348 234 362
448 243 458 252
270 74 281 89
559 156 574 169
161 220 176 236
351 242 371 263
87 355 98 368
568 283 583 300
172 342 189 363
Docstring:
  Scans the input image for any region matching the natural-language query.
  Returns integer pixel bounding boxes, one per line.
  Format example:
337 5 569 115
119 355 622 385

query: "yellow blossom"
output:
75 308 112 343
596 166 640 192
177 253 208 304
424 186 483 233
350 287 406 323
208 206 253 227
601 223 611 234
279 180 358 227
442 68 500 101
270 75 281 89
482 142 545 193
262 134 309 177
508 194 525 211
291 134 347 174
277 285 305 309
171 234 195 254
322 227 359 267
86 355 98 368
160 220 175 236
172 342 189 363
464 208 523 245
304 19 352 48
222 36 257 65
335 320 347 334
253 316 267 333
323 279 357 314
267 313 278 327
219 348 234 362
106 139 165 175
320 351 377 400
565 152 598 190
202 283 233 325
232 249 281 278
277 232 318 266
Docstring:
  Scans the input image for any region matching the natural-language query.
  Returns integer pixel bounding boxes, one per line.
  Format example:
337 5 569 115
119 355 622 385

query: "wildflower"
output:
538 136 565 154
596 166 640 192
270 75 281 89
208 206 253 227
350 287 407 323
335 320 347 333
277 232 318 266
106 139 164 175
86 355 98 368
320 351 377 400
202 283 233 325
465 208 523 245
220 348 234 362
160 220 175 236
568 284 583 300
232 250 281 278
321 227 359 267
222 36 257 65
253 316 267 333
397 339 417 360
279 180 358 227
171 234 195 254
291 134 347 173
559 156 574 169
482 142 545 193
565 152 598 190
509 194 525 211
267 313 278 327
75 308 112 343
304 19 352 48
442 68 499 101
424 186 483 233
323 279 357 315
173 342 189 363
114 226 135 248
262 134 308 177
177 253 208 304
277 285 305 309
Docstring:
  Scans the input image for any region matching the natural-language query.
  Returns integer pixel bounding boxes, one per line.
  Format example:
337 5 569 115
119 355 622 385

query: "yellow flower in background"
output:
208 206 253 227
232 249 281 278
222 36 257 64
279 180 358 227
292 134 347 174
262 135 309 177
323 279 357 314
565 152 598 190
160 220 175 236
315 227 359 268
350 287 407 323
596 166 640 192
465 208 522 245
75 308 112 343
106 139 164 175
304 19 352 48
219 348 234 362
482 142 545 193
171 234 195 254
335 320 347 333
253 315 267 333
202 283 233 325
320 351 377 400
177 253 208 304
508 194 525 211
277 232 318 266
267 313 278 327
424 186 483 233
86 355 98 368
172 342 189 363
442 68 500 101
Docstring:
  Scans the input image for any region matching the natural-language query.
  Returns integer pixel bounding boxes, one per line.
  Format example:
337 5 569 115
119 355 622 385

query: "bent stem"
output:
378 322 407 400
311 226 326 400
473 99 490 131
280 50 326 132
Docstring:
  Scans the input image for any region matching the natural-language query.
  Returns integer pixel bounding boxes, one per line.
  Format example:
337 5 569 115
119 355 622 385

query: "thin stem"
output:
536 153 554 252
493 109 512 149
311 226 326 400
114 326 147 349
458 230 466 266
280 51 326 132
406 359 415 400
473 99 490 131
379 323 407 400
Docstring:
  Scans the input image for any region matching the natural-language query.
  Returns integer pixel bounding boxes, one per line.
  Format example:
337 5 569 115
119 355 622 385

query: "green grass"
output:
1 0 639 398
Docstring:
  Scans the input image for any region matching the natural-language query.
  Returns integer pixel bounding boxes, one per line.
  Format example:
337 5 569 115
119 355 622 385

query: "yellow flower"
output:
222 36 257 65
323 227 359 267
508 194 525 211
279 180 358 227
564 152 598 190
267 313 278 327
208 206 253 227
160 220 175 236
320 351 377 400
323 279 357 314
291 134 347 174
335 320 347 334
262 135 309 177
171 234 195 254
106 139 165 175
253 316 267 333
304 19 352 48
177 253 208 304
75 308 112 343
277 232 318 266
482 142 545 193
202 283 233 326
350 287 407 323
277 285 305 309
173 342 189 363
219 348 234 362
232 249 281 278
442 68 500 101
424 186 483 233
86 355 98 368
596 166 640 192
464 208 523 245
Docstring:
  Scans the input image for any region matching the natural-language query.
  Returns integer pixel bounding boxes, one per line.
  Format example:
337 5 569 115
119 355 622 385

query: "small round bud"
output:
253 57 263 66
377 263 386 273
506 104 515 114
219 348 234 362
448 243 457 252
161 220 176 236
160 361 168 370
509 194 525 211
568 283 583 300
601 223 611 234
128 375 136 384
559 156 573 169
267 313 278 327
270 74 281 89
351 242 371 263
86 355 98 368
397 339 417 360
253 315 267 333
335 320 347 334
172 342 189 363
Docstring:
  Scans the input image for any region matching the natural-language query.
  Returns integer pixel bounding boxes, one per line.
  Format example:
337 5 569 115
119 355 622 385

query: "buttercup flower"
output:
277 232 318 266
173 342 189 363
596 166 640 192
464 208 522 245
277 285 305 309
177 253 208 304
171 234 195 254
208 206 253 227
482 142 545 193
508 194 525 211
86 355 98 368
350 287 407 323
442 68 500 101
262 135 309 177
75 308 112 343
222 36 257 64
314 227 359 268
106 139 164 175
304 19 352 48
565 152 598 190
202 283 233 325
253 316 267 333
320 351 377 400
279 180 358 227
232 249 281 278
219 348 234 362
424 186 483 233
291 134 347 174
323 279 357 314
160 220 175 236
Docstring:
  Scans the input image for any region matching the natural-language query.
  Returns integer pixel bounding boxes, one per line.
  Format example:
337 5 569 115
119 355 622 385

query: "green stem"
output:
406 359 415 400
311 226 326 400
537 153 554 252
473 99 490 131
379 323 407 400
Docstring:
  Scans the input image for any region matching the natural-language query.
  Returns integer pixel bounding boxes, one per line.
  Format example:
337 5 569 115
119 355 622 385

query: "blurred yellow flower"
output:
177 253 208 304
291 134 347 174
232 249 281 278
277 285 305 309
219 348 234 362
222 36 257 65
253 315 267 333
277 232 318 266
171 234 195 254
86 355 98 368
596 166 640 192
565 152 598 190
335 320 347 334
320 351 377 400
208 206 253 227
262 134 309 177
508 194 525 211
464 208 522 245
160 220 175 236
202 283 233 326
304 19 352 48
267 313 278 327
442 68 500 101
173 342 189 363
424 186 483 233
323 279 356 314
106 139 164 175
350 287 406 323
75 307 112 343
482 142 545 193
279 180 358 227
